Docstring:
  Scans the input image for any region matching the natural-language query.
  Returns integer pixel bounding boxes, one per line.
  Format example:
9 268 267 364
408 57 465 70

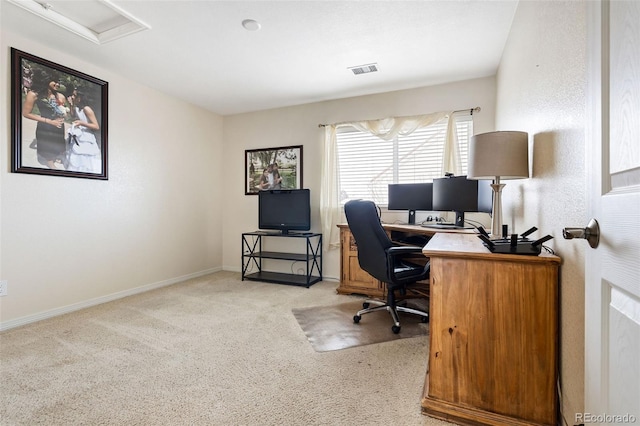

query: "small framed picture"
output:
11 48 109 180
245 145 303 195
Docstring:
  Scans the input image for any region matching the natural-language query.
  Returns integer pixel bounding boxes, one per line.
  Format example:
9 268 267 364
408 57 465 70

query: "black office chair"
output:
344 199 429 334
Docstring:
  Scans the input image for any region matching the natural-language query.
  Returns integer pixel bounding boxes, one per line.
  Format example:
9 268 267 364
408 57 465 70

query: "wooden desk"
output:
336 223 475 298
420 233 560 426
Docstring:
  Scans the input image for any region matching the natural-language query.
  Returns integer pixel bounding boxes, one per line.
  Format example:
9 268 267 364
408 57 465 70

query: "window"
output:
336 113 473 205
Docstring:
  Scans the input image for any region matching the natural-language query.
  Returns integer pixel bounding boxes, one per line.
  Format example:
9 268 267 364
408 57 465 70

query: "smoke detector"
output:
242 19 261 31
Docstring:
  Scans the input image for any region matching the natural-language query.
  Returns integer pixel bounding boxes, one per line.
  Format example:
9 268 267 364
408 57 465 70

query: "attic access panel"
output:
6 0 150 44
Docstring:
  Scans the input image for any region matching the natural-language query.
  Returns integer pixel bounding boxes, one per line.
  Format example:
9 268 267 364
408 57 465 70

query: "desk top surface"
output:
422 233 561 263
338 222 477 235
384 223 477 234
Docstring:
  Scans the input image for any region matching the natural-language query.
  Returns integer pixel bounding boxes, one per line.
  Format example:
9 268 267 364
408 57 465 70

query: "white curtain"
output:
320 111 459 249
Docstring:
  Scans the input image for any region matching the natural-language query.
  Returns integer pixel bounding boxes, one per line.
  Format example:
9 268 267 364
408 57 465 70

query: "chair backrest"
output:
344 200 393 283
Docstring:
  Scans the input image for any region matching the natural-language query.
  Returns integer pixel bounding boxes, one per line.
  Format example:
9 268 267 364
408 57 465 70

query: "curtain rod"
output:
317 106 481 128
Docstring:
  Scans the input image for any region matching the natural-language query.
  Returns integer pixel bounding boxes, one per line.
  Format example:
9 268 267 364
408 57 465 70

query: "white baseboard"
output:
0 267 222 332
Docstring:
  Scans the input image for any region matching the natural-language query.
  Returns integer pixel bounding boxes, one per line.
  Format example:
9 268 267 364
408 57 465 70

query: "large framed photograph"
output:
11 48 108 180
245 145 303 195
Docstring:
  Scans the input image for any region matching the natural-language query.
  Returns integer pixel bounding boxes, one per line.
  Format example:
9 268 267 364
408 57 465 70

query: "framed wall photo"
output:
11 48 109 180
245 145 303 195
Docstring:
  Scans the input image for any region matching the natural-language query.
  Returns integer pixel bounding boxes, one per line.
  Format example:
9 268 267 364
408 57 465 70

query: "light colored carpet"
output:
0 271 453 426
293 300 429 352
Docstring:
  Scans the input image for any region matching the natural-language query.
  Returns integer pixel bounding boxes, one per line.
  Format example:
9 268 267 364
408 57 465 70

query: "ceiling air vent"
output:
348 63 379 75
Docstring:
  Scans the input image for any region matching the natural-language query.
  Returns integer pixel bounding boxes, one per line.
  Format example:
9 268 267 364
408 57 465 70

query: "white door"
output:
584 0 640 422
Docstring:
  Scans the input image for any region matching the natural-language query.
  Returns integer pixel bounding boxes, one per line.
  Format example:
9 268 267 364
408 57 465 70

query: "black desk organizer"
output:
477 226 553 256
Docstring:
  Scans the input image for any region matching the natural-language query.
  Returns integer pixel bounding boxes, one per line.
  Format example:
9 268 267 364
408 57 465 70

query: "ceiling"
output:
2 0 519 116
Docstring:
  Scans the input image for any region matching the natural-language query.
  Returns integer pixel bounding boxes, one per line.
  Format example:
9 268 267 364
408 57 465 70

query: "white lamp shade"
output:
467 131 529 179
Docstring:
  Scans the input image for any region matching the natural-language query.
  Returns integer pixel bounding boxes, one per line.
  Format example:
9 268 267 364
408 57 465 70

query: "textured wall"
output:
496 0 587 419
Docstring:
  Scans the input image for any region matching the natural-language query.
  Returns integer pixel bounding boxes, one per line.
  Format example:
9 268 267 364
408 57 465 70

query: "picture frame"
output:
11 48 109 180
245 145 303 195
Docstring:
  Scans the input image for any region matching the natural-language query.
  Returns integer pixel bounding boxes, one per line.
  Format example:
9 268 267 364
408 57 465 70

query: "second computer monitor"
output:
388 183 433 224
432 176 492 227
477 179 493 214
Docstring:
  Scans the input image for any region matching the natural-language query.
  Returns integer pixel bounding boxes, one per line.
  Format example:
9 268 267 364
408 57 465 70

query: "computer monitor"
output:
477 179 493 214
432 176 492 228
387 183 433 224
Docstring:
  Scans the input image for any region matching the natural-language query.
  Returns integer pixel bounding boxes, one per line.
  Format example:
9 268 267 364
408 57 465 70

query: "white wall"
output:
0 31 225 328
222 77 497 281
496 0 586 419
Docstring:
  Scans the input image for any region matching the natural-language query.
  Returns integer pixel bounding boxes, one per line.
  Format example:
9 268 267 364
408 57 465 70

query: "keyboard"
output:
421 223 472 230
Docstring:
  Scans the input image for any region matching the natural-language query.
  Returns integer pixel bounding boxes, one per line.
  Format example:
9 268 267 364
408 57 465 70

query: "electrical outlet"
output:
0 280 7 297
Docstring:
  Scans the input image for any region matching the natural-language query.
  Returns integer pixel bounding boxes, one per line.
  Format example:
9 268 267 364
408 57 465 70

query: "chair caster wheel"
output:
392 325 401 334
353 315 361 323
421 316 429 323
362 302 370 309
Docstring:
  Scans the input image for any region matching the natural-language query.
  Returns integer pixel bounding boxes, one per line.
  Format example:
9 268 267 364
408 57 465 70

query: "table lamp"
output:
467 131 529 239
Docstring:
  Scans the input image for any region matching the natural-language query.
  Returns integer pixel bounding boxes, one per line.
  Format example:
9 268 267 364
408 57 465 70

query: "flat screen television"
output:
258 189 311 234
432 176 492 228
388 183 433 224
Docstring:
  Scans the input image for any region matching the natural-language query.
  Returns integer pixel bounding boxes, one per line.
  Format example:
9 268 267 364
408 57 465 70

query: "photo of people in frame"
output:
245 145 303 195
11 48 108 180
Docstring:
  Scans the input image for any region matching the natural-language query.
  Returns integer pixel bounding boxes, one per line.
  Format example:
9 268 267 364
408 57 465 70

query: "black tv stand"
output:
241 231 322 288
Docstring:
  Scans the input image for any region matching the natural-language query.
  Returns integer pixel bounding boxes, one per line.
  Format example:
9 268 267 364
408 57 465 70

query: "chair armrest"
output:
386 246 429 284
386 246 423 257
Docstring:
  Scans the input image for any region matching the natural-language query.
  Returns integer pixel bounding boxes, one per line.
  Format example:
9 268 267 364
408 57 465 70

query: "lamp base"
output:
490 178 505 239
